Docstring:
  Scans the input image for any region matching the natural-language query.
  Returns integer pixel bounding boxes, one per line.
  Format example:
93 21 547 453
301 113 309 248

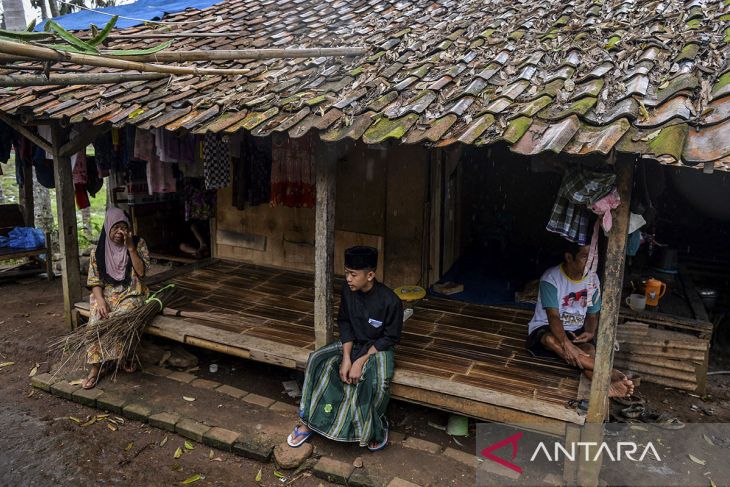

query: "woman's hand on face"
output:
97 297 111 319
122 229 136 251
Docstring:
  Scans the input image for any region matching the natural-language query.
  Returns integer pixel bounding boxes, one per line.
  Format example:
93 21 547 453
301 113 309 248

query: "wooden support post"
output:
582 157 634 487
51 124 82 329
314 144 339 349
23 158 34 227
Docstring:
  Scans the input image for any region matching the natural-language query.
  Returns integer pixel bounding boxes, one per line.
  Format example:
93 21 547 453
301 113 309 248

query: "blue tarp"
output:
36 0 220 31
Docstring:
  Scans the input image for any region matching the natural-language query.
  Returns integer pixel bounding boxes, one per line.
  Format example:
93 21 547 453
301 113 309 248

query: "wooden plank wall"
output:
214 141 428 287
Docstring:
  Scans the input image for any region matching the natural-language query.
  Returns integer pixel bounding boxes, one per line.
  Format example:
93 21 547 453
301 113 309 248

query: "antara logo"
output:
480 432 662 474
530 441 662 463
480 432 524 474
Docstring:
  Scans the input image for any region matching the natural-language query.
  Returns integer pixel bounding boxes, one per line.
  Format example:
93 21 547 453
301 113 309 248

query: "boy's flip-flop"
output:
612 393 645 407
367 419 389 452
287 425 312 448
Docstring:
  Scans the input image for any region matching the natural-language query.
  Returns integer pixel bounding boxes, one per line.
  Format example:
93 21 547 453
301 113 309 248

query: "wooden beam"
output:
0 72 168 87
586 157 634 423
0 111 53 154
314 144 338 349
582 157 634 487
22 158 34 227
59 124 109 158
51 124 82 329
0 39 251 76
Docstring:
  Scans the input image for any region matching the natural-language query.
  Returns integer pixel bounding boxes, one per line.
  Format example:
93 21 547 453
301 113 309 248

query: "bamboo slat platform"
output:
75 260 585 433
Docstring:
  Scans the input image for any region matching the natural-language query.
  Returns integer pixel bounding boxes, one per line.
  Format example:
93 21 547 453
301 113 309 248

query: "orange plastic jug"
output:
645 278 666 307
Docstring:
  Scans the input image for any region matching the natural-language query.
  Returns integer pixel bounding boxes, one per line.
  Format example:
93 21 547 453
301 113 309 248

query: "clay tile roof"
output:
2 0 730 170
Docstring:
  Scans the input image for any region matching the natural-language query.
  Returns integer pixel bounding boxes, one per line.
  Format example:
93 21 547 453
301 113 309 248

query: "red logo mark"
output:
480 431 524 474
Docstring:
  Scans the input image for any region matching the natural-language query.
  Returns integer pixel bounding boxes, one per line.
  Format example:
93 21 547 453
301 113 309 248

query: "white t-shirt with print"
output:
527 265 601 335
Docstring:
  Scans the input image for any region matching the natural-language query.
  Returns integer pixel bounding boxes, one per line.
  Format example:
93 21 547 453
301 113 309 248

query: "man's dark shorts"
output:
526 325 592 359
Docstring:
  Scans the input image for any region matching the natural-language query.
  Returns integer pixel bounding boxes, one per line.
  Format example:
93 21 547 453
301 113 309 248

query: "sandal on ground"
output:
612 393 645 407
287 425 312 448
122 360 138 374
367 428 389 452
82 368 101 390
638 410 685 430
621 404 646 419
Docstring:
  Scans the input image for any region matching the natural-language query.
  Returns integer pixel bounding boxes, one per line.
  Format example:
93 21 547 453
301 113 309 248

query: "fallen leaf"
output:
158 351 171 366
171 463 183 472
0 362 15 368
181 473 202 484
255 468 262 482
114 417 125 424
29 363 39 377
274 470 286 479
183 396 196 402
27 390 35 398
160 435 168 447
184 440 195 451
208 450 214 460
125 442 134 452
69 379 84 386
212 457 222 462
68 416 82 424
703 433 714 447
174 447 183 459
689 454 706 466
107 423 118 432
96 414 109 419
710 478 717 487
640 129 661 142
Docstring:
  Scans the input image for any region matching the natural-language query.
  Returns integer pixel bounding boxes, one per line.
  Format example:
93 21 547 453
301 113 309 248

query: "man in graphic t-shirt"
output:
527 243 635 398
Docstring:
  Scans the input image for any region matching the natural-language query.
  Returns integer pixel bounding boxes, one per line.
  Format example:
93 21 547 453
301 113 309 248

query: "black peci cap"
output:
344 246 378 270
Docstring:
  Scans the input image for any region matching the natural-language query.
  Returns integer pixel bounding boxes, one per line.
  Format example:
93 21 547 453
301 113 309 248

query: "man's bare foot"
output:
609 378 634 397
82 364 101 389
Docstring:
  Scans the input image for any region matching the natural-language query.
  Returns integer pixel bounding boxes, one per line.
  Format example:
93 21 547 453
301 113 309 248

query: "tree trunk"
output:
33 168 54 234
48 0 60 18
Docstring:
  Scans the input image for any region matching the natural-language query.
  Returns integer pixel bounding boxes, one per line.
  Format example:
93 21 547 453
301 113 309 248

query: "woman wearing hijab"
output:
83 208 150 389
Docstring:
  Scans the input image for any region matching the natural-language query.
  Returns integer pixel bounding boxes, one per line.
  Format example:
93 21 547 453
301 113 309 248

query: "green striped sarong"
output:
298 341 395 447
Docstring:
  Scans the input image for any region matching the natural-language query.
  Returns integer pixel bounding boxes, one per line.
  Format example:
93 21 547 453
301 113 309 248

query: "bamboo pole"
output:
0 72 168 86
102 47 367 62
0 39 252 76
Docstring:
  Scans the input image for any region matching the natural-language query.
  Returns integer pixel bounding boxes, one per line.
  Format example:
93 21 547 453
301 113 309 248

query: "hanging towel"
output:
546 168 615 245
203 133 230 190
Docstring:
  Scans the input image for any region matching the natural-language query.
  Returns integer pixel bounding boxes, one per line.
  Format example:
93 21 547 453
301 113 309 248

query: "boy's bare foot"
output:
608 378 634 397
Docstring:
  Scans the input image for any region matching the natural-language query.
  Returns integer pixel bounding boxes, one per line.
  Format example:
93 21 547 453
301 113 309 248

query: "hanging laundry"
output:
134 128 176 195
32 147 55 189
0 121 13 163
37 126 53 159
203 133 230 190
234 132 271 208
546 168 616 245
119 126 136 170
93 131 115 174
270 132 316 208
155 128 182 163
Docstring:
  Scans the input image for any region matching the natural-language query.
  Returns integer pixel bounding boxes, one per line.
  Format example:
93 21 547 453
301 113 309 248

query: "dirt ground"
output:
1 275 730 486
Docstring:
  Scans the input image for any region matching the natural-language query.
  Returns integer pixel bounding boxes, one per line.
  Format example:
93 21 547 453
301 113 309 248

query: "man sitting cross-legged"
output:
526 243 634 398
287 246 403 451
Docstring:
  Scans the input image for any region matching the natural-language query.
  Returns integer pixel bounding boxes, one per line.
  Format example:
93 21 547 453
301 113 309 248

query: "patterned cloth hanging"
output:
203 133 231 190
